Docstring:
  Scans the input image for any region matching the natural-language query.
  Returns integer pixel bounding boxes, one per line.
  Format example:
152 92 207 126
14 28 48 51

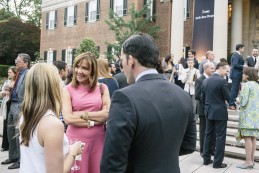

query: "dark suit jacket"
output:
114 72 129 89
201 73 230 120
16 69 28 104
100 74 196 173
230 52 244 79
246 56 256 67
195 74 206 116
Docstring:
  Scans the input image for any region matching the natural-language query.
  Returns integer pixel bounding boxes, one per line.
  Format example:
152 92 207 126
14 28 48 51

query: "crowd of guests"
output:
0 34 258 172
160 44 259 169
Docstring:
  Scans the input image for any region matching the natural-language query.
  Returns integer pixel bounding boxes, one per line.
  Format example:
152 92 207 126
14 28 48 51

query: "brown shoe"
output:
228 106 236 110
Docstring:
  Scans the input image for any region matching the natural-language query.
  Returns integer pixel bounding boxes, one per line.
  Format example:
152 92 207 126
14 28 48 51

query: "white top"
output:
182 68 200 95
19 110 69 173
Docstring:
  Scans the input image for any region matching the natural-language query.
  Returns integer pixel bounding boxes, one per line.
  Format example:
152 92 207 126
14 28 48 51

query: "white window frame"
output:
49 10 55 29
114 0 123 17
66 49 73 69
67 6 74 26
47 51 53 64
147 0 153 20
89 0 97 22
184 0 190 20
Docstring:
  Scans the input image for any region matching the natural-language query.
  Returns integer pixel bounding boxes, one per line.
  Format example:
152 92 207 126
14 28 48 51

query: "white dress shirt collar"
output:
135 69 158 82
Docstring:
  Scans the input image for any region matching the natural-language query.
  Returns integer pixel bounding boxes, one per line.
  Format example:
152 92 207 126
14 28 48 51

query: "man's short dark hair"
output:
236 44 244 51
122 33 159 68
53 61 67 72
216 62 228 70
18 53 31 68
188 49 196 56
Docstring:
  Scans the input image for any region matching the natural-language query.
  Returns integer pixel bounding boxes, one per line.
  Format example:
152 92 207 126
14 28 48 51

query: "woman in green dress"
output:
237 67 259 169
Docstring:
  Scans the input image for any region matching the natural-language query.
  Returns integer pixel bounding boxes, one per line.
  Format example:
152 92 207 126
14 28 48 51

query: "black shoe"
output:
213 163 227 168
1 148 8 152
204 159 213 165
8 162 20 169
1 159 18 165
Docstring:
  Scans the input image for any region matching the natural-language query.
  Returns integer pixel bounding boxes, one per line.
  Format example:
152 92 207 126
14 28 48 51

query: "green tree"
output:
105 3 160 59
0 8 15 21
0 18 40 64
0 0 41 26
76 38 99 58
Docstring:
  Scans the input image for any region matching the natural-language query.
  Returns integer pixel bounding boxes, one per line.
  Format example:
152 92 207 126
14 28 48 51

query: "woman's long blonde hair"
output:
97 58 112 78
20 63 62 146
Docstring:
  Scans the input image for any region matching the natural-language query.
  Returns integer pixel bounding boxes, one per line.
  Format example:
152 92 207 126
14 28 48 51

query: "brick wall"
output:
40 0 173 60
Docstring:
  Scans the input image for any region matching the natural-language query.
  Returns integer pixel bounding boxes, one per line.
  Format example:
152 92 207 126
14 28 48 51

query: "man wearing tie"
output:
246 48 258 67
1 53 31 169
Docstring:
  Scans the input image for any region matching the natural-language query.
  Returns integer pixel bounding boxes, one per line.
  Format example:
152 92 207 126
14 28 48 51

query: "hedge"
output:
0 64 10 77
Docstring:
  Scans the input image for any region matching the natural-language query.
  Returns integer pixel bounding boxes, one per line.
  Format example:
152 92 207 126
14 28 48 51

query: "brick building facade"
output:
41 0 195 68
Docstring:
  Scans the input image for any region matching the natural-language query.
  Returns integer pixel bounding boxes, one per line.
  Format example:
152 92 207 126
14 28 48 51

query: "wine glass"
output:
70 138 80 171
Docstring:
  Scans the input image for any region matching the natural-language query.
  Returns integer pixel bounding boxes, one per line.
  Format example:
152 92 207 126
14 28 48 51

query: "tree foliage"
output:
105 3 161 57
76 38 100 58
0 18 40 64
0 8 15 21
0 0 41 26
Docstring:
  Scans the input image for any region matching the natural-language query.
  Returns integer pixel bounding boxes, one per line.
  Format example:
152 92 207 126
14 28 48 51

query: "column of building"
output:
213 0 228 61
231 0 243 52
170 0 184 63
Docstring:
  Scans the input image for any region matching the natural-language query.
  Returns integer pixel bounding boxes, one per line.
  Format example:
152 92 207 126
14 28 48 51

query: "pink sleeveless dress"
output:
66 84 106 173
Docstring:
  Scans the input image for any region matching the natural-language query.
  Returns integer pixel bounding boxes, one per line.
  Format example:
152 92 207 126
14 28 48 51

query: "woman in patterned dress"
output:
237 67 259 169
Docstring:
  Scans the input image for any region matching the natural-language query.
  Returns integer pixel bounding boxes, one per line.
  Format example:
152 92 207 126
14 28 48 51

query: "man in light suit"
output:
229 44 245 110
195 62 215 156
199 51 217 74
100 33 196 173
202 62 230 169
246 48 258 67
1 54 30 169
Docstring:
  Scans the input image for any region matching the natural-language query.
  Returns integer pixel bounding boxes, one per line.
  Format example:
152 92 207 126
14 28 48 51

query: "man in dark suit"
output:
113 62 129 89
184 49 199 69
1 53 30 169
246 48 258 67
202 62 230 169
195 62 215 156
100 33 196 173
229 44 245 110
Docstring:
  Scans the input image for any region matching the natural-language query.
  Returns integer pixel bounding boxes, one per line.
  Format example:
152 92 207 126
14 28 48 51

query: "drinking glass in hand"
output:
70 139 80 171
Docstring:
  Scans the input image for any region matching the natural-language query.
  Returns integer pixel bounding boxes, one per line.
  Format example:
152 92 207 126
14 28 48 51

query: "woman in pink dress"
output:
63 52 110 173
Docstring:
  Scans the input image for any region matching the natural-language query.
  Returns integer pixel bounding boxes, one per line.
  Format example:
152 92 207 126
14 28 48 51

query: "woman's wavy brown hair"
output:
243 67 259 81
71 52 98 91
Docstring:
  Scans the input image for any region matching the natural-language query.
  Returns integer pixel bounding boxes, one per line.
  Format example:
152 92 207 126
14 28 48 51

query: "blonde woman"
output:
0 66 17 152
63 52 110 173
20 63 84 173
97 58 119 98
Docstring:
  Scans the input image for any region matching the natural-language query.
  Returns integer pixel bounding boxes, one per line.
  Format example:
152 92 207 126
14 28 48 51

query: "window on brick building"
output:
184 0 190 20
110 0 127 17
144 0 155 21
45 50 56 64
62 48 76 68
46 10 57 29
64 5 77 26
85 0 100 22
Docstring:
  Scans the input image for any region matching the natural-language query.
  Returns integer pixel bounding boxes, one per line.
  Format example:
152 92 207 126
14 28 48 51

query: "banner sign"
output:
192 0 215 61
